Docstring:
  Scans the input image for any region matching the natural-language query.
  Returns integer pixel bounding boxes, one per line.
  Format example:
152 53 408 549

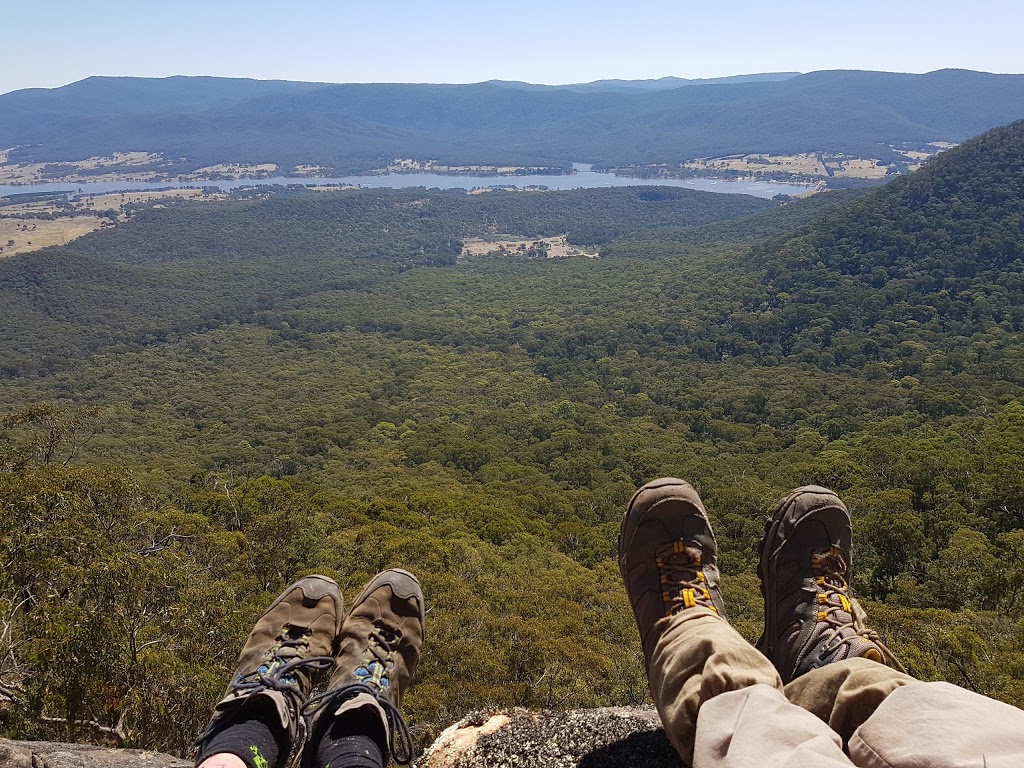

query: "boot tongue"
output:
661 539 702 564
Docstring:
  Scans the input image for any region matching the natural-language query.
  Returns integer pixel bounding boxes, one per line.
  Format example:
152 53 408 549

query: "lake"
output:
0 165 811 199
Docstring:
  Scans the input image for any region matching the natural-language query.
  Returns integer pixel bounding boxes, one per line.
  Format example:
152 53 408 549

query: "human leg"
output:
197 756 247 768
783 658 917 746
693 684 856 768
195 575 343 768
303 569 425 768
620 478 855 767
759 486 1024 766
786 660 1024 767
846 680 1024 768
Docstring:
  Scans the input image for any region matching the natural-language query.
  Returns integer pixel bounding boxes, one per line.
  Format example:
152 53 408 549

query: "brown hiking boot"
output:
619 478 727 667
196 575 343 761
303 569 425 766
757 486 903 684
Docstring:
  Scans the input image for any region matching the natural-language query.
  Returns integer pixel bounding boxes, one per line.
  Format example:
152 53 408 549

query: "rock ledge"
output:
1 707 681 768
0 740 189 768
419 706 681 768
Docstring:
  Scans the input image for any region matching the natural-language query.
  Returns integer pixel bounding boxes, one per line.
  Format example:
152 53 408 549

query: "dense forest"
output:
1 121 1023 756
4 70 1024 172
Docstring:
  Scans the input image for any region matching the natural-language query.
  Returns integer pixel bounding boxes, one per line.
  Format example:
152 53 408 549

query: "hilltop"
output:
726 116 1024 366
485 72 801 93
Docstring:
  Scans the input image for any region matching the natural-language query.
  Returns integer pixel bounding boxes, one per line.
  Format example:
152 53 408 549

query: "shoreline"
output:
0 171 816 201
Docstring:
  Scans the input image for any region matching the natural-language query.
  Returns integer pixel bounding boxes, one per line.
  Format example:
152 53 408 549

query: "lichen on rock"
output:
418 707 681 768
0 707 681 768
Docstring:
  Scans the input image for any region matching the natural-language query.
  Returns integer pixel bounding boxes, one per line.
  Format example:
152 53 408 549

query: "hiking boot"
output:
619 478 727 666
303 569 425 766
196 575 343 763
757 486 902 684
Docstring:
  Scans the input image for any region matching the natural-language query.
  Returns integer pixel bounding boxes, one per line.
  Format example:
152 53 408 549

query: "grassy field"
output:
293 164 329 176
683 152 890 179
0 217 104 256
177 163 278 180
77 189 227 210
73 151 157 170
0 188 225 257
0 151 326 185
0 151 163 185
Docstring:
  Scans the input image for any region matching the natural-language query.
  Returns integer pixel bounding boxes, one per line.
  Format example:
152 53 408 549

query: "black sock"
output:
316 735 384 768
314 708 387 768
196 699 289 768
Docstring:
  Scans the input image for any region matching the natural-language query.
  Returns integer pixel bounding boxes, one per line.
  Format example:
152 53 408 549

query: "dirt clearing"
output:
462 234 598 259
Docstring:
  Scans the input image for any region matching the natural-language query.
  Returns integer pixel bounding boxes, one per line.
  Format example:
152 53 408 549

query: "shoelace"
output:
812 546 906 672
303 682 413 765
195 634 334 745
232 651 337 694
302 624 413 765
657 540 718 616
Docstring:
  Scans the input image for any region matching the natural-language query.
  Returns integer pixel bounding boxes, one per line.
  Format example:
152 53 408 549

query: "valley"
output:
2 118 1024 753
2 28 1024 760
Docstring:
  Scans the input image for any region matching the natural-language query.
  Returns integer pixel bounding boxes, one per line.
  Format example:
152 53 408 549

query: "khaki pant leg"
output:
646 607 784 764
783 658 919 745
848 681 1024 768
693 684 855 768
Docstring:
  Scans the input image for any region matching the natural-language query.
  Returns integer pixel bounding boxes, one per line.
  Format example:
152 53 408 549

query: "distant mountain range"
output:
486 72 801 93
2 70 1024 175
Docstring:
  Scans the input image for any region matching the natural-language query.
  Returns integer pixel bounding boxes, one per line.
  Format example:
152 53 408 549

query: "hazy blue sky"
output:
4 0 1023 94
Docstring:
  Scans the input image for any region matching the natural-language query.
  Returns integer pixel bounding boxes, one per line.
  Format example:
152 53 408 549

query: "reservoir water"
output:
0 165 811 199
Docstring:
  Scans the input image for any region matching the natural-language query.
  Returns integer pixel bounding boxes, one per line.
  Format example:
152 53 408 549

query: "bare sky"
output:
3 0 1023 94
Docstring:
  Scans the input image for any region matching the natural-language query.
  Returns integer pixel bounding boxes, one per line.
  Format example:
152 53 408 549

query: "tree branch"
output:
38 715 128 745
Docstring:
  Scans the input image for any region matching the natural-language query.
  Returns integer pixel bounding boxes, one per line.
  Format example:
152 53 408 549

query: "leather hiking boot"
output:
196 575 343 763
757 486 903 684
303 569 425 766
619 478 727 667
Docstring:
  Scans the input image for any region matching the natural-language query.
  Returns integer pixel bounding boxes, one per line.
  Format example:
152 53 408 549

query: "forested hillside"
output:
1 122 1023 756
4 70 1024 172
714 117 1024 424
0 186 770 378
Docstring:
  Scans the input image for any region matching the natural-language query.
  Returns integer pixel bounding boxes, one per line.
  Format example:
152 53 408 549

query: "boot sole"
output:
619 477 708 577
350 568 426 629
265 574 344 619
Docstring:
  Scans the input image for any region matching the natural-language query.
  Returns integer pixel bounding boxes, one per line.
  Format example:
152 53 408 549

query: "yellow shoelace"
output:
657 540 718 616
812 546 906 671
